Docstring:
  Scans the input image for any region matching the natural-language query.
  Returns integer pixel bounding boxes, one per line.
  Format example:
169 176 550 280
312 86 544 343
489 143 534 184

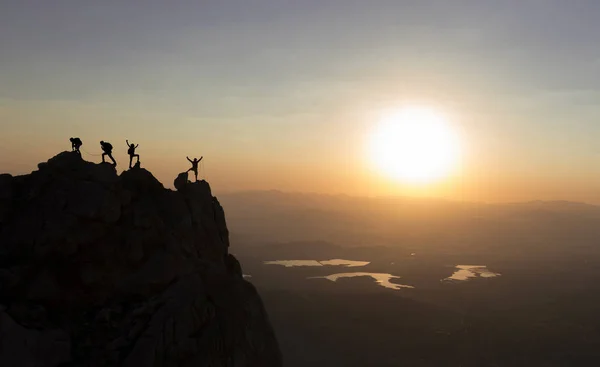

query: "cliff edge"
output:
0 151 282 366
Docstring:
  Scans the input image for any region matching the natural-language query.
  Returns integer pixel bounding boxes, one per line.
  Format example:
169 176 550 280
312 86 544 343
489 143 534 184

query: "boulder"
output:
174 172 189 191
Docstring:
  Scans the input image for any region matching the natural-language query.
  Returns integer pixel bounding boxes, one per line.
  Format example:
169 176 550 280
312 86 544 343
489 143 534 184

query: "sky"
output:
2 0 600 203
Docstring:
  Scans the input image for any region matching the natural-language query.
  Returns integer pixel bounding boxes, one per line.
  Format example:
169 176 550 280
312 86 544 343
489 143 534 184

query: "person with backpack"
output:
100 141 116 165
70 137 83 154
126 140 140 168
186 156 203 182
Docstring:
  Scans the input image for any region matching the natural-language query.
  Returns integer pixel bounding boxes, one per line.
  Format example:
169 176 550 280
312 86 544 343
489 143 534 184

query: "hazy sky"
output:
2 0 600 202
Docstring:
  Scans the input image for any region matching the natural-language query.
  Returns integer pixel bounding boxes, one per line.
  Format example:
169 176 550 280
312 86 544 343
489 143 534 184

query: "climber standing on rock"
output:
70 137 83 154
186 156 203 182
126 140 140 169
100 141 117 166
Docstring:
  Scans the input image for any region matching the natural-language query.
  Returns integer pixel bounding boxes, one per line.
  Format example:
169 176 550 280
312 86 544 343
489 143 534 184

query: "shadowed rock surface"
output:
0 151 282 366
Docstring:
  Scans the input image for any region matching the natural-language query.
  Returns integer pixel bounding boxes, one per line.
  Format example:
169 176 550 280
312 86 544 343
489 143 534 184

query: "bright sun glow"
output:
369 106 461 184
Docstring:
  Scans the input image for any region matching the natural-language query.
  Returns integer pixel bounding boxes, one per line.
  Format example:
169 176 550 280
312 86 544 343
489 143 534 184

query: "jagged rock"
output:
124 272 279 367
86 162 120 185
121 167 164 195
225 253 243 277
126 231 145 262
0 268 20 291
0 310 70 367
0 174 14 199
174 171 189 191
213 196 230 248
0 174 13 225
26 268 61 302
7 302 48 328
0 151 282 366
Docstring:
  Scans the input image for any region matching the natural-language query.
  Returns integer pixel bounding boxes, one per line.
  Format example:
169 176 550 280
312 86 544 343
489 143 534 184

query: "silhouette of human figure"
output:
100 141 116 165
126 140 140 169
186 156 203 182
70 137 82 154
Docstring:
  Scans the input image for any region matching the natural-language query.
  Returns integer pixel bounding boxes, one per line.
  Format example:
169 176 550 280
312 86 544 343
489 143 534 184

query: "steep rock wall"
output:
0 151 282 366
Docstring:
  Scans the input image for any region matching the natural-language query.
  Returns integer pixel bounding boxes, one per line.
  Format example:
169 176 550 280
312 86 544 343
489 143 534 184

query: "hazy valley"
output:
224 191 600 366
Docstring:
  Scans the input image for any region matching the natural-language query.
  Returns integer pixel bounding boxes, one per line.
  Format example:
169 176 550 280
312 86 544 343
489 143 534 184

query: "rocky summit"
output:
0 152 282 366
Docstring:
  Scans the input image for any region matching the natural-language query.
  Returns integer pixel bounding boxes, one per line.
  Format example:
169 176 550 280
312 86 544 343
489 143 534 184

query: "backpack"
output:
102 142 113 151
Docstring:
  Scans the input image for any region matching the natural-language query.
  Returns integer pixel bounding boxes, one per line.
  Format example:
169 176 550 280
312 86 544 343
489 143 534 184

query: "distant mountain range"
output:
220 190 600 259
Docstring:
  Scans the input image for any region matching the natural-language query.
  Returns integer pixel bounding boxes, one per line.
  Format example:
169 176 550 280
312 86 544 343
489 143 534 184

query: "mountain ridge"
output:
0 151 282 366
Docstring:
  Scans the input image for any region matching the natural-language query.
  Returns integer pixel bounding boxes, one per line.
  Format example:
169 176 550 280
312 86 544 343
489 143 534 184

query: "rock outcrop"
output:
0 152 282 366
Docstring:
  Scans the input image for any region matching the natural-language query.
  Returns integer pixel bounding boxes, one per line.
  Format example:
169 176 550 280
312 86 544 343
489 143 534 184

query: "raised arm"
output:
187 156 192 163
135 144 139 148
126 140 130 147
199 156 203 161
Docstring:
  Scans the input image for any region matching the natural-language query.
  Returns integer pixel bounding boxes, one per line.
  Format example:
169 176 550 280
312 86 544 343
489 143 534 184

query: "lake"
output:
445 265 501 281
309 272 414 290
264 259 370 267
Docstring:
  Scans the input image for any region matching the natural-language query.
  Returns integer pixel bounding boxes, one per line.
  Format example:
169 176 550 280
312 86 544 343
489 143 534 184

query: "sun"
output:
368 106 461 184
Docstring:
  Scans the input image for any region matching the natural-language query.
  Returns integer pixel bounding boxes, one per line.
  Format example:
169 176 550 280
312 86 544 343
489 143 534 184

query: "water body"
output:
320 259 370 267
264 259 370 268
445 265 501 281
310 272 414 290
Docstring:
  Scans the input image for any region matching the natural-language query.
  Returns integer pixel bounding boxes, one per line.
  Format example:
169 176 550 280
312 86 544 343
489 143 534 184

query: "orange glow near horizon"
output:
4 100 600 205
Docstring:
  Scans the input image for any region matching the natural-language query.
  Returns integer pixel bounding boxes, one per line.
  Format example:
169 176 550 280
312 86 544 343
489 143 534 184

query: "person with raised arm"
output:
126 140 140 168
186 156 203 182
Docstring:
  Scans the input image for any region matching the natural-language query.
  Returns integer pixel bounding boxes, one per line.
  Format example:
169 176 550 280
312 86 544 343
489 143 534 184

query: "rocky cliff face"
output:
0 152 282 366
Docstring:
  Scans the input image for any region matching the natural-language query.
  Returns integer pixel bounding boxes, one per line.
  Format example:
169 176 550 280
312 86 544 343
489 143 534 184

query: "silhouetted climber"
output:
186 156 203 182
70 137 82 154
126 140 140 169
100 141 116 165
